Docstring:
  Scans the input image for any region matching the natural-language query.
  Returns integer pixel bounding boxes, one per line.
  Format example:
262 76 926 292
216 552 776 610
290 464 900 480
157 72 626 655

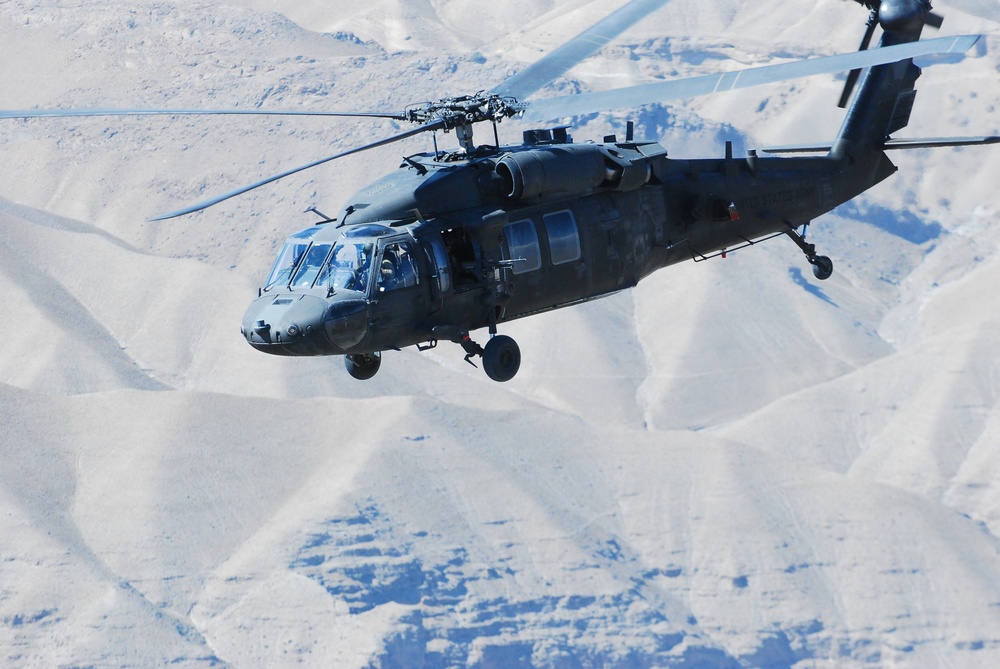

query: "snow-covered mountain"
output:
1 0 999 666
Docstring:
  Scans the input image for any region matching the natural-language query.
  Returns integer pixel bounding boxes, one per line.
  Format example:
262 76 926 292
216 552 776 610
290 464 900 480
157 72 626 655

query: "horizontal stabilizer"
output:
760 143 834 154
762 136 1000 154
882 136 1000 150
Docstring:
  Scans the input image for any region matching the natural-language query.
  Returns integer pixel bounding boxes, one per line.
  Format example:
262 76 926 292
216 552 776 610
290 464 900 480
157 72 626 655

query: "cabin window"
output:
543 210 581 265
503 219 541 274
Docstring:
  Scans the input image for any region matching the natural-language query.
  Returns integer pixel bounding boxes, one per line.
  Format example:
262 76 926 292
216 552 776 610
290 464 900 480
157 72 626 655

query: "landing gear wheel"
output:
811 255 833 281
482 335 520 382
345 352 381 380
784 226 833 281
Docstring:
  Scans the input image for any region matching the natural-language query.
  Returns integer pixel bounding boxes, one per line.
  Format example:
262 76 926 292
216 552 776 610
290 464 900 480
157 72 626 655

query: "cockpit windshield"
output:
290 243 332 289
316 241 374 294
262 226 385 293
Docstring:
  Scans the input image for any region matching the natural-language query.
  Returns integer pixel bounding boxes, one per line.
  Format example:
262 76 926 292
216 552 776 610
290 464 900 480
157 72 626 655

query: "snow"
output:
0 0 999 666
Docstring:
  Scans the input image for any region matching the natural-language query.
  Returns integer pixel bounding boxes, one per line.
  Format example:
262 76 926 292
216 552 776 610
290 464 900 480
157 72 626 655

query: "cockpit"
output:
261 222 428 298
262 226 380 295
244 221 438 358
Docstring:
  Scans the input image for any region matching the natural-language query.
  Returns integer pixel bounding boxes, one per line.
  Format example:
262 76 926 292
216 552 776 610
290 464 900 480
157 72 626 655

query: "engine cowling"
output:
496 145 606 200
494 144 652 201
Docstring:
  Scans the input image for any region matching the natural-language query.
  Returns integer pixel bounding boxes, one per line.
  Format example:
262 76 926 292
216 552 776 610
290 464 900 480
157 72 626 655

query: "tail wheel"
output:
345 351 381 380
811 255 834 281
482 335 520 382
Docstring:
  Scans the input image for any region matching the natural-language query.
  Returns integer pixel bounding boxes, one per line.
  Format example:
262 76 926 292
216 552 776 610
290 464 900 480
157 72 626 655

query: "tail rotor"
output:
837 0 944 108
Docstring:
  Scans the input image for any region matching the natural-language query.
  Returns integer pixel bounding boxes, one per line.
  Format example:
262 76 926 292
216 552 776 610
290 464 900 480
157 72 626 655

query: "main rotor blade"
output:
148 120 445 221
490 0 669 100
0 108 407 120
522 34 983 121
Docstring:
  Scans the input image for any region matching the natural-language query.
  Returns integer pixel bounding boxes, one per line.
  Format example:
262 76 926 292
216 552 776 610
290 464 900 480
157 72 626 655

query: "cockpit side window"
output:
318 241 374 294
378 241 419 292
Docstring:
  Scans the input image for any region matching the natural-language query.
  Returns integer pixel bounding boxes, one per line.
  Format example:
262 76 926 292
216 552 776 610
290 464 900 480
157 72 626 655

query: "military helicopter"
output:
3 0 996 382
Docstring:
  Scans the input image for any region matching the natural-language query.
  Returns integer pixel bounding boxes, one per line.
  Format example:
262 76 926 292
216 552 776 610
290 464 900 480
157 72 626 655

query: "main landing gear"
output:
785 224 833 281
342 331 522 382
457 331 521 382
483 335 521 382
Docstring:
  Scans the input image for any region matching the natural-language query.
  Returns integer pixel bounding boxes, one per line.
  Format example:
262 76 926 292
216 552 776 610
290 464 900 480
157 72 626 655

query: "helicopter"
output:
3 0 996 382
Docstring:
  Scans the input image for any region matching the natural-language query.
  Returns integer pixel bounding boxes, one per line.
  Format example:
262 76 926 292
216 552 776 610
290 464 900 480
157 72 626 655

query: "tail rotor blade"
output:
857 14 879 51
837 14 879 108
837 68 864 108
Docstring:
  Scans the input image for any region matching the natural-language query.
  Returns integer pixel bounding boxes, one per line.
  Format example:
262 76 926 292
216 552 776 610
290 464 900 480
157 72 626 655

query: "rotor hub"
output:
878 0 930 33
404 93 521 130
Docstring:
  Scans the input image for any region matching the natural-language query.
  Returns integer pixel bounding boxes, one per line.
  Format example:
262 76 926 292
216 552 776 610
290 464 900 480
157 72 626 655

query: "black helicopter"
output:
3 0 996 382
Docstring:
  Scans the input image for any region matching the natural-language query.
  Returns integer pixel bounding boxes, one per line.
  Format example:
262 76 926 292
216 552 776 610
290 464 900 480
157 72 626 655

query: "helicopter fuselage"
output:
241 130 892 378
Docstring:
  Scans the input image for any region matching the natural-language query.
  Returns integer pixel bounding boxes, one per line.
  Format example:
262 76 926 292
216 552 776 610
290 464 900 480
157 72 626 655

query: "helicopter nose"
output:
323 298 368 350
241 293 334 355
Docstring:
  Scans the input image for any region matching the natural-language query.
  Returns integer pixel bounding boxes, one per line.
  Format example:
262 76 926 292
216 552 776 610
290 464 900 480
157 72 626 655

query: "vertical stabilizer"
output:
831 1 934 163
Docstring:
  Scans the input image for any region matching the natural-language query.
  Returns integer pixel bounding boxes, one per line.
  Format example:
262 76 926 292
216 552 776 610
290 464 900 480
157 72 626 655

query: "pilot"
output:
355 248 371 292
380 251 398 290
396 247 416 287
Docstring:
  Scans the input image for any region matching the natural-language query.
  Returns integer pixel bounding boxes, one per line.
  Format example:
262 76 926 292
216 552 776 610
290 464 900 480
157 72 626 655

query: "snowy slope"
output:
1 0 999 667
